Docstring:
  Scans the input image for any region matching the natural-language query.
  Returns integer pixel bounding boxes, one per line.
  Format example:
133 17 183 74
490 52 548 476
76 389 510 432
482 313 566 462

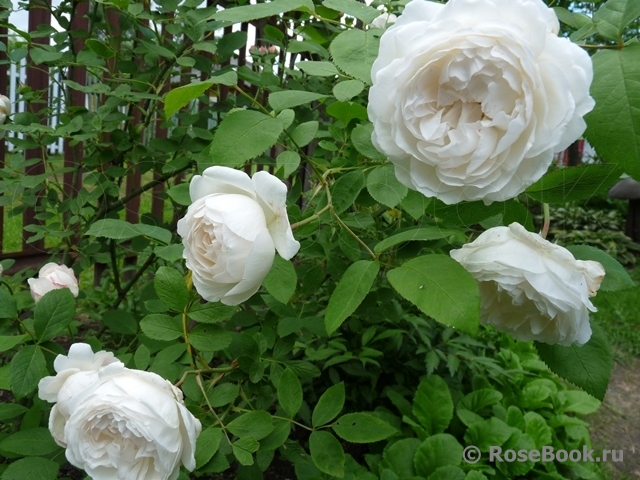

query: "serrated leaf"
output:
154 266 189 312
0 289 17 319
330 29 380 84
413 375 453 435
464 418 514 452
32 289 75 342
290 120 318 147
332 170 365 214
381 438 421 477
535 322 613 401
154 244 184 262
565 245 635 292
85 219 172 244
188 325 233 352
0 335 26 353
263 256 297 304
276 151 301 177
85 38 115 58
322 0 380 23
226 411 274 440
414 434 463 478
309 431 345 477
102 310 138 335
195 428 223 469
134 344 150 370
553 7 592 30
525 164 621 204
277 368 302 417
296 60 339 77
458 389 503 413
0 457 59 480
212 0 314 23
188 303 237 324
593 0 640 40
325 260 380 335
367 164 408 208
232 437 259 466
0 403 28 421
209 110 284 167
140 314 183 341
268 90 327 112
332 412 396 443
0 428 60 456
374 227 460 254
351 123 385 161
165 73 237 118
312 382 345 427
387 255 480 335
333 80 365 102
10 346 47 397
585 43 640 180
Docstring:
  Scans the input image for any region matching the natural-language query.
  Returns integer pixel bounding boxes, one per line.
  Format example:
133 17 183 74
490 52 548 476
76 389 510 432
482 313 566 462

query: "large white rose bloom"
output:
28 262 79 302
38 343 201 480
368 0 595 205
450 223 605 345
177 166 300 305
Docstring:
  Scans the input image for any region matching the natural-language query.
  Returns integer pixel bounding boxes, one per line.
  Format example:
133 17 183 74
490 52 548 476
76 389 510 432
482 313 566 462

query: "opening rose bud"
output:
38 343 201 480
368 0 594 205
177 166 300 305
450 223 605 346
28 262 79 302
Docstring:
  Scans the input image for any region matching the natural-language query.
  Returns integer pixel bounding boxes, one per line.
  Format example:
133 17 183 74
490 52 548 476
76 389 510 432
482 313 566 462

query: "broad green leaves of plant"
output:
263 256 297 304
85 219 172 244
330 29 380 84
387 255 480 335
33 289 76 342
212 0 314 23
585 42 640 180
592 0 640 40
412 375 454 435
566 245 635 291
164 72 238 118
312 382 345 427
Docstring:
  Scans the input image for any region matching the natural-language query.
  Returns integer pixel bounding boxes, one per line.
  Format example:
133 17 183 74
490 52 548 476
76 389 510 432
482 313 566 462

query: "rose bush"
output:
177 166 299 305
27 262 79 302
368 0 594 204
38 343 201 480
450 223 606 345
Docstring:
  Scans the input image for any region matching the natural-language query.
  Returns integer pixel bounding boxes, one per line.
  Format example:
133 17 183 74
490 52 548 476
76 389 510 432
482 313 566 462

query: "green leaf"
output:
0 457 58 480
0 428 60 456
213 0 314 23
429 466 466 480
166 183 191 206
374 227 460 254
414 434 463 478
0 335 27 353
140 314 183 341
309 431 345 477
332 412 396 443
312 382 345 427
29 47 63 64
464 418 514 451
535 322 613 401
10 346 47 397
209 383 240 407
290 121 319 148
164 73 237 118
332 170 366 214
85 219 172 244
593 0 640 40
189 325 233 352
263 256 297 304
524 412 552 449
325 260 380 335
277 368 303 417
525 164 621 204
351 123 386 161
85 38 115 58
333 80 365 102
188 303 237 324
585 43 640 180
0 289 17 319
259 418 291 451
387 255 480 335
367 165 408 208
226 411 274 440
268 90 327 112
330 29 380 84
465 472 489 480
195 428 223 469
322 0 380 23
154 266 189 312
552 7 592 30
565 245 635 292
458 389 503 413
232 437 259 466
0 403 28 422
154 244 185 262
209 110 284 167
276 151 301 177
381 438 421 477
558 390 601 415
296 60 339 77
102 310 138 335
413 375 453 435
134 344 150 370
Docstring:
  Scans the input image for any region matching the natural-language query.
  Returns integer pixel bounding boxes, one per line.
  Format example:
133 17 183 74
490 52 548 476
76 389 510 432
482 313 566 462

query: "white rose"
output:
28 262 79 302
450 223 605 346
368 0 594 205
38 343 201 480
177 166 300 306
0 94 10 138
370 12 397 29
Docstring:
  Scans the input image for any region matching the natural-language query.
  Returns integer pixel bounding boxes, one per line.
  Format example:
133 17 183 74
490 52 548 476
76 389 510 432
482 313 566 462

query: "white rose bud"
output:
368 0 594 205
28 262 79 302
38 343 202 480
450 223 605 346
0 94 10 139
177 166 300 306
370 12 397 29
